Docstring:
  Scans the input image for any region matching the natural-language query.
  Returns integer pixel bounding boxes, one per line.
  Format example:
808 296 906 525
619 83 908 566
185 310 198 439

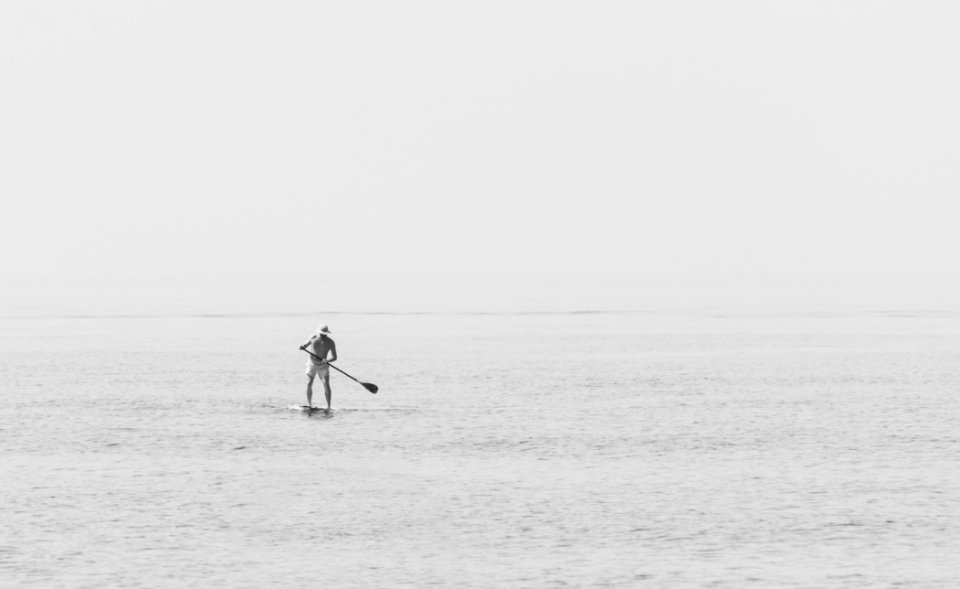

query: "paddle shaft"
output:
302 348 364 384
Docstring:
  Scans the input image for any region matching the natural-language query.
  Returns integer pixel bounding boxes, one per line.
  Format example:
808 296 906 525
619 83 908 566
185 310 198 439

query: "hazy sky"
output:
2 1 959 284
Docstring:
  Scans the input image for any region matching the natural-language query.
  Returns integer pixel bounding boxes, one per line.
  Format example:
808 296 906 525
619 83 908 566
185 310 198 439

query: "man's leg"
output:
305 373 315 407
321 374 332 410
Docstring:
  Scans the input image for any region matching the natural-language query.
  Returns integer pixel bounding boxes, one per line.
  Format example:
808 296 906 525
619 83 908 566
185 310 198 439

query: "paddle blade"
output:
362 382 379 394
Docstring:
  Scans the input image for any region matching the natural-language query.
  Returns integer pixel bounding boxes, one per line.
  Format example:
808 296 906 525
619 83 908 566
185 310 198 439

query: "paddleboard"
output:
288 405 335 415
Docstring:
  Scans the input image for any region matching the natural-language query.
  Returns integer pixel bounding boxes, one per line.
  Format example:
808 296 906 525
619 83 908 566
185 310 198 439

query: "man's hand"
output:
299 345 306 351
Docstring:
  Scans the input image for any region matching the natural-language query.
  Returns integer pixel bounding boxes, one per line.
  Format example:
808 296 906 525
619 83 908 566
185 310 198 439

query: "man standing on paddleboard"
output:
299 324 338 411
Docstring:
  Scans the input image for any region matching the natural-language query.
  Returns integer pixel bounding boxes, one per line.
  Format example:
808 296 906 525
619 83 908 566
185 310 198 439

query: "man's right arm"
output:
299 336 315 350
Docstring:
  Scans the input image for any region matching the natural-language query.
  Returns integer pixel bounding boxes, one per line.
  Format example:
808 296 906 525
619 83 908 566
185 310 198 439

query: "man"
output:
299 324 338 411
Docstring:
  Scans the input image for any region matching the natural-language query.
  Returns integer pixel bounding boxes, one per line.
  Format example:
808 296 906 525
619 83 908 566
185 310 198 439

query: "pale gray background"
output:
2 1 958 312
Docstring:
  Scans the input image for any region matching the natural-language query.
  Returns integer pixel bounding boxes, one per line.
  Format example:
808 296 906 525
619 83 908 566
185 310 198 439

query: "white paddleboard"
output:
287 405 335 415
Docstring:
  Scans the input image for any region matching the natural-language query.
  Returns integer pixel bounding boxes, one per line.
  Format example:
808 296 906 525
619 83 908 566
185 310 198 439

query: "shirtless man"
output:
299 324 338 411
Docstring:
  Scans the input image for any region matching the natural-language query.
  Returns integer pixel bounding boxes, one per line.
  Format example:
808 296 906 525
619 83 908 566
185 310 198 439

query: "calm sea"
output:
2 305 959 588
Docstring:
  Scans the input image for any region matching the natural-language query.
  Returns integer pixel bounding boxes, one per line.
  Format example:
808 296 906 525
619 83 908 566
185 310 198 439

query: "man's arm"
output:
298 335 316 350
328 341 338 363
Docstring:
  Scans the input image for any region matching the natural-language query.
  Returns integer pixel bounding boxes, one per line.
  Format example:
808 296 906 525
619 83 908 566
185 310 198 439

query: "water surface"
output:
2 308 959 587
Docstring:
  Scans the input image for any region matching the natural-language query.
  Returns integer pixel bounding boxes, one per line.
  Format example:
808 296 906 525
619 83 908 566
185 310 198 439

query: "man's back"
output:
308 336 335 364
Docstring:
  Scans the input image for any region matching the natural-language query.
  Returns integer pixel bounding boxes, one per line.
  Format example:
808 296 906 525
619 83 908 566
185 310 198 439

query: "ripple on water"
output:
2 312 960 587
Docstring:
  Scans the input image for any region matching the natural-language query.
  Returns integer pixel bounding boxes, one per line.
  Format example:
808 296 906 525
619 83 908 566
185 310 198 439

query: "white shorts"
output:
305 362 329 378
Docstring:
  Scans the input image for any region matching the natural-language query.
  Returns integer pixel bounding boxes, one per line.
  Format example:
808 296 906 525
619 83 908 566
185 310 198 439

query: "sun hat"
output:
315 324 332 336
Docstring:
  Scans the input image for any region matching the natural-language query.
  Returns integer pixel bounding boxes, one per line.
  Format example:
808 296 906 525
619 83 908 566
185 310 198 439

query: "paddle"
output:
300 348 379 394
